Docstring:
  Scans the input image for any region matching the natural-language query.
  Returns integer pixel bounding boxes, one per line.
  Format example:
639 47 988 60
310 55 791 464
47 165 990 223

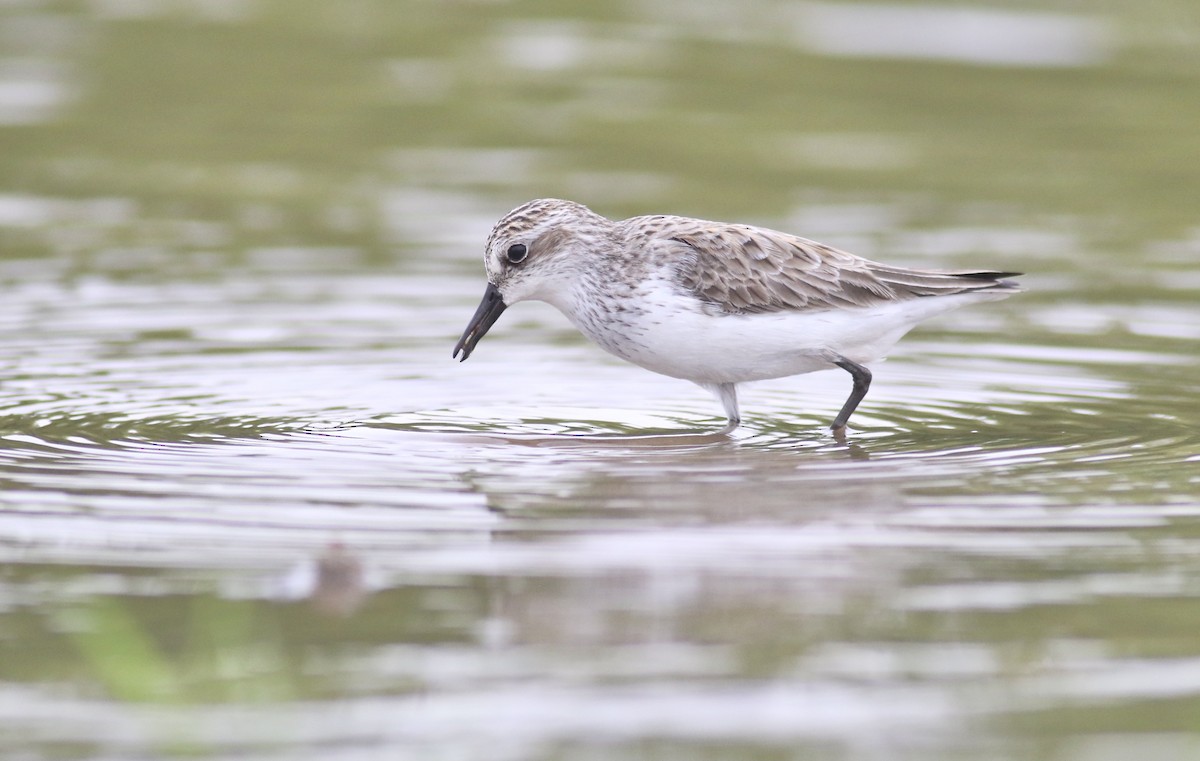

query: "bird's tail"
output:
873 267 1023 297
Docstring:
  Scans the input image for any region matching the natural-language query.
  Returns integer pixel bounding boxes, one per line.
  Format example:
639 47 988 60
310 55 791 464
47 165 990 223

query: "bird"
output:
453 198 1020 434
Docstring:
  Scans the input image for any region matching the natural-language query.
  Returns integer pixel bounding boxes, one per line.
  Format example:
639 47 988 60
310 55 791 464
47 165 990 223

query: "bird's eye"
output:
506 243 528 264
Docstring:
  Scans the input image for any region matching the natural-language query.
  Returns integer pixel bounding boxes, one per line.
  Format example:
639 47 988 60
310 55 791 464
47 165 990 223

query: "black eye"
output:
506 243 528 264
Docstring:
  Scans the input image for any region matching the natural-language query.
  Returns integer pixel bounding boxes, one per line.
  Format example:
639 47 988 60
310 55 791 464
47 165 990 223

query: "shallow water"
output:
2 1 1200 759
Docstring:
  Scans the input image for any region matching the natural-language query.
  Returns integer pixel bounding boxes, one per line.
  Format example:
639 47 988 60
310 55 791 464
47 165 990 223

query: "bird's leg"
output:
704 383 741 434
830 357 872 432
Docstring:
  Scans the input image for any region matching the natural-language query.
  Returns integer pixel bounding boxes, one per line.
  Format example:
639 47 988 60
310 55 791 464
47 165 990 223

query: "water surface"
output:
2 1 1200 759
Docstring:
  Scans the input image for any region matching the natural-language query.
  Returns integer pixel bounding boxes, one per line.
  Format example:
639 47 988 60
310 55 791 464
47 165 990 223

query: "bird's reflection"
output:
275 542 368 617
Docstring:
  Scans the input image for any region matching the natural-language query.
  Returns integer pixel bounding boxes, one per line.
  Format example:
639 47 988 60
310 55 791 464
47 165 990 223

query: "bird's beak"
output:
452 282 507 361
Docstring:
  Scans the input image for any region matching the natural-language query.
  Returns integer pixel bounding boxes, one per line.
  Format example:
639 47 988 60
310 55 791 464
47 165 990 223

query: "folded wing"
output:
666 222 1020 314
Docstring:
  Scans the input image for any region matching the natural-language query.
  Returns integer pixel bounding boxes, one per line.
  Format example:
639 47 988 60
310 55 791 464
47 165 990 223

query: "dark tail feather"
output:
873 266 1023 296
953 270 1023 291
958 270 1022 282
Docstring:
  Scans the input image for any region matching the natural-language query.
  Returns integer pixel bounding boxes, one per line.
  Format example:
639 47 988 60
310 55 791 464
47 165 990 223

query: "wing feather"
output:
656 220 1019 314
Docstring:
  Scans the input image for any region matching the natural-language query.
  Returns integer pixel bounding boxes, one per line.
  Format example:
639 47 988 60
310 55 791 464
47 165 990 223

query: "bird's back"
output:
621 215 1020 316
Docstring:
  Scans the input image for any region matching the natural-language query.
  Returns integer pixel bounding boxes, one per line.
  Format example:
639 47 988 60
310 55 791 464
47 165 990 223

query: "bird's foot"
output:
830 424 848 444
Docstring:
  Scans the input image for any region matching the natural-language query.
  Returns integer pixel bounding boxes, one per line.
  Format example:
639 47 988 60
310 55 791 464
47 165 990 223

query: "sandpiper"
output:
453 199 1021 433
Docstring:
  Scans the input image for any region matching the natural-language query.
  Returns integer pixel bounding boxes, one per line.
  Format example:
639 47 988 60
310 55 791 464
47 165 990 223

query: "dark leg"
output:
830 357 872 431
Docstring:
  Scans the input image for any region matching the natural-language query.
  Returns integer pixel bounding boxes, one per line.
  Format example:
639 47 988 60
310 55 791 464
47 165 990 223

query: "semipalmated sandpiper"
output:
454 198 1021 434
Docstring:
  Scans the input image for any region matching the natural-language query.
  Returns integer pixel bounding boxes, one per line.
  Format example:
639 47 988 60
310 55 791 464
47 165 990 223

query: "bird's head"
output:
453 198 610 361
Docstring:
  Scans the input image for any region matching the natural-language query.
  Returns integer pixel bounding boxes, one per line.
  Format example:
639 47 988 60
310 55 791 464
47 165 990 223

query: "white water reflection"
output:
794 3 1111 68
0 48 74 123
0 680 956 759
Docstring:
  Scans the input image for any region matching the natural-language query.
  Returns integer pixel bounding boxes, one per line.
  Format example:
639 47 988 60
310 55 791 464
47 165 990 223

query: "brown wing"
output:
665 221 1019 314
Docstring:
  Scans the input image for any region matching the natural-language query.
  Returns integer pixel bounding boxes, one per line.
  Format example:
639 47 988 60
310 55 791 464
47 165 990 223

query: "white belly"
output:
565 285 1001 385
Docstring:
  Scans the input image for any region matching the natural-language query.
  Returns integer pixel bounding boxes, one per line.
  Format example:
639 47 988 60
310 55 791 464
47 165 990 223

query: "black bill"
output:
452 282 507 361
